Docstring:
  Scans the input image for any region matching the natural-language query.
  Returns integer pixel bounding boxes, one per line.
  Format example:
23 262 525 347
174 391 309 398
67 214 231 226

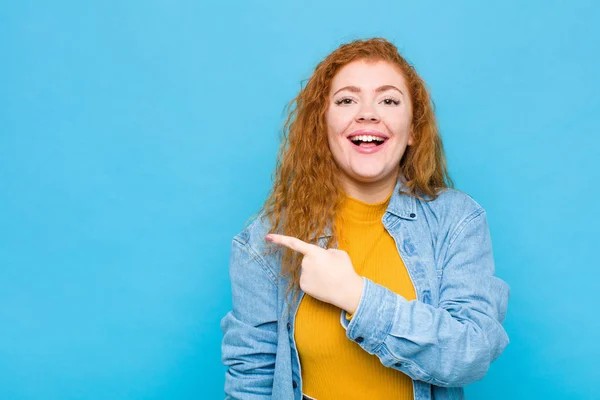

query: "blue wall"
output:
1 1 598 398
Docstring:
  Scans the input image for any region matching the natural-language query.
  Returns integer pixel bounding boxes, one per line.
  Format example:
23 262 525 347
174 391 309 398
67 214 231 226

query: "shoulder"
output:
233 210 272 248
230 211 281 281
417 187 485 219
414 188 488 246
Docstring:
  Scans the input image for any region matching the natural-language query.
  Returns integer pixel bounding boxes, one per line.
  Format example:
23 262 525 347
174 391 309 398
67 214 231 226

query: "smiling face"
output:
325 59 414 201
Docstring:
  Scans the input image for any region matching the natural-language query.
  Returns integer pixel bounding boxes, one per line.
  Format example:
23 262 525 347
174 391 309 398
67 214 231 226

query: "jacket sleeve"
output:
221 237 278 399
340 209 510 387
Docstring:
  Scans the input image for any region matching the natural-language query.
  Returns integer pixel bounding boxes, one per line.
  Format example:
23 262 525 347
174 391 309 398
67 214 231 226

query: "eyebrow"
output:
333 85 404 96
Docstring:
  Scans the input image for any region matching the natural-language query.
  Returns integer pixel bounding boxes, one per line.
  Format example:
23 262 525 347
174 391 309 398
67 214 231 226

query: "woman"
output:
221 37 510 400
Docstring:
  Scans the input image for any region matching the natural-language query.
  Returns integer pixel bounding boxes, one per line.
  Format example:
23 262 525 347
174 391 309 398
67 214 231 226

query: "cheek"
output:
383 112 412 139
326 129 344 153
326 121 344 149
383 108 411 126
326 108 352 132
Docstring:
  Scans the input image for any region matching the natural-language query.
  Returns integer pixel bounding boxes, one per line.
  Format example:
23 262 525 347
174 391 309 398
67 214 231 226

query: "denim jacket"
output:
221 178 510 400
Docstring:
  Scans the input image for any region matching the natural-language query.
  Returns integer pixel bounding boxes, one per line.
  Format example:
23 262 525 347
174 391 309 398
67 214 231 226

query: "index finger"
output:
265 233 319 255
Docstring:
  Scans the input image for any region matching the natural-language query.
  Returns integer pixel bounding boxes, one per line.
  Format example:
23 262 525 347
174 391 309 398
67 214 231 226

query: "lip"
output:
346 129 390 154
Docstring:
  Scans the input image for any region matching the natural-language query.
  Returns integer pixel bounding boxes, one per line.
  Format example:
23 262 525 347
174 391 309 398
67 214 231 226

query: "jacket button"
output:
355 336 364 343
395 362 402 368
410 213 416 218
287 322 291 331
292 380 298 388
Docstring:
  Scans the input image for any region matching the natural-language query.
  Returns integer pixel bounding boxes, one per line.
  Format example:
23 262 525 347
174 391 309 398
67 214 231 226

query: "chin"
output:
351 171 386 182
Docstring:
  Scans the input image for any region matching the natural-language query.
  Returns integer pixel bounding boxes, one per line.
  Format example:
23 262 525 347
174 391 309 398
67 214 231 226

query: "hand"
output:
265 233 364 314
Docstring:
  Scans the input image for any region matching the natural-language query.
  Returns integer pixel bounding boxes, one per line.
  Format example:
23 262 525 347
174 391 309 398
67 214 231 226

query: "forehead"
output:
330 59 407 92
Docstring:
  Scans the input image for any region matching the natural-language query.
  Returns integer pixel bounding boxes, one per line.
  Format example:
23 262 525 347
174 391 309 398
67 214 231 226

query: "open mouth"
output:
348 137 387 148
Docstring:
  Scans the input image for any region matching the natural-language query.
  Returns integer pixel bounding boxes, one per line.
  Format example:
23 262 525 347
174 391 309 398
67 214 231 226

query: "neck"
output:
340 170 400 203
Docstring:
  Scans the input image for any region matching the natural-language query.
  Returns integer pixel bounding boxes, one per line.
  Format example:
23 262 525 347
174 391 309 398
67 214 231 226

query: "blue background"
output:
1 1 598 399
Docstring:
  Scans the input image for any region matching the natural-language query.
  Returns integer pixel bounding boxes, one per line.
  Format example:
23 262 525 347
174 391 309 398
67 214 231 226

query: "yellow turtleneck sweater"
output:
294 190 417 400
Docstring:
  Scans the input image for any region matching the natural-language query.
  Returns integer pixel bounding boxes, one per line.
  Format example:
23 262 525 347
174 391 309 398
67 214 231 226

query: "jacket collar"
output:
318 177 417 240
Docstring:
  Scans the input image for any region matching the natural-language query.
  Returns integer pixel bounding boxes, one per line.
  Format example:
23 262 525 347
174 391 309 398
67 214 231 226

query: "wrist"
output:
342 275 364 314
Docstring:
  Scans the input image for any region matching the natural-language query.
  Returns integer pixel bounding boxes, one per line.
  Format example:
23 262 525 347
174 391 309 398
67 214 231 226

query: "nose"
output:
355 104 380 123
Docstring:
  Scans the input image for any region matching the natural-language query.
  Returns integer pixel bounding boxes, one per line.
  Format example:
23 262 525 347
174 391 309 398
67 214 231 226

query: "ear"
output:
407 131 415 146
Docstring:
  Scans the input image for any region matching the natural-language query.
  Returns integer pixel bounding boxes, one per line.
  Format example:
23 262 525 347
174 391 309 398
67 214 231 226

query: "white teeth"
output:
349 135 385 142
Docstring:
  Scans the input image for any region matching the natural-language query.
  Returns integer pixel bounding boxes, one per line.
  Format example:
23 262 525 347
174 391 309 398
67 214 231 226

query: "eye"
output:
382 97 400 106
334 97 354 105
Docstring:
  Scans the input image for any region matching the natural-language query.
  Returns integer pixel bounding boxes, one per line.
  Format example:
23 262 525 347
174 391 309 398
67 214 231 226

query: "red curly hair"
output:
254 37 453 307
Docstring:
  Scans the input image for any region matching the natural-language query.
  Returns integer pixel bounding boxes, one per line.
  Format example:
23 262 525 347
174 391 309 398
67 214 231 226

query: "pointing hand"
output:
265 233 364 314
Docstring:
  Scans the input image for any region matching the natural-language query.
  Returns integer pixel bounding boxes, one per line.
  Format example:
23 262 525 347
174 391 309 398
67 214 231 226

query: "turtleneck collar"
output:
340 189 393 224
